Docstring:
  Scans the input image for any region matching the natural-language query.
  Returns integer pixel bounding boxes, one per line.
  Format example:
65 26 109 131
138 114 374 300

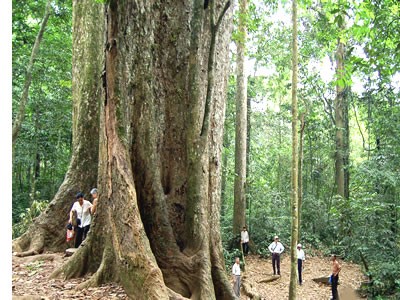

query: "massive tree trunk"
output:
289 0 299 298
12 0 103 257
233 0 248 236
52 1 234 299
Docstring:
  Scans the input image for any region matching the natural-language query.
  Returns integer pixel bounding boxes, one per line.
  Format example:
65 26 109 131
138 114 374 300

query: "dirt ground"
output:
12 252 366 299
238 254 366 300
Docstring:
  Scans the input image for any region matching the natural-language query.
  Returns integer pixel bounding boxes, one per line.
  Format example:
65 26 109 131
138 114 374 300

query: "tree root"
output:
76 246 115 290
13 233 45 257
50 244 90 280
13 253 61 265
257 275 281 283
242 280 262 300
312 276 331 285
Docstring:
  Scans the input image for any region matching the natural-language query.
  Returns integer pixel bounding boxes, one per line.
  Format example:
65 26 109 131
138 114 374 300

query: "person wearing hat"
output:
297 243 305 285
268 235 285 275
69 192 93 248
240 226 250 256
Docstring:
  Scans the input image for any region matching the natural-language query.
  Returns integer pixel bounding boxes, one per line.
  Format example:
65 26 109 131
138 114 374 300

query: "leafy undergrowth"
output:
13 252 366 299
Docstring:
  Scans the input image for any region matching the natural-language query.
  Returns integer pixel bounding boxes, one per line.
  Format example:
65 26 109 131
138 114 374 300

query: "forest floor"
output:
239 254 366 300
12 252 366 300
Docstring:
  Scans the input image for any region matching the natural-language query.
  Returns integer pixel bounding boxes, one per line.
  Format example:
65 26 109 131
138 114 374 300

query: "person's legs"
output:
297 259 302 284
276 254 281 275
74 226 83 248
82 225 91 241
234 275 240 297
244 242 249 255
272 254 277 275
331 274 339 299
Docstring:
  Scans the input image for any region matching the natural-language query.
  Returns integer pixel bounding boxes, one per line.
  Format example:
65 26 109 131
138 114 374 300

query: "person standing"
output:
268 235 285 275
232 257 241 298
297 243 305 285
331 254 341 300
241 226 249 256
69 192 93 248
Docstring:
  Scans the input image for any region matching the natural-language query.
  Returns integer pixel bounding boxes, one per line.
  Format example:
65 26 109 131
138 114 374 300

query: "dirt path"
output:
239 254 365 300
12 252 365 299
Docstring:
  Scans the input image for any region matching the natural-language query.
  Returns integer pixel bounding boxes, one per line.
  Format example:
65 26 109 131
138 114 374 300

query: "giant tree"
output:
16 0 235 299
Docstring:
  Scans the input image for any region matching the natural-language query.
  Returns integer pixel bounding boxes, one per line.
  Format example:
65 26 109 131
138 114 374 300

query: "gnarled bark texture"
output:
52 1 234 299
12 0 103 257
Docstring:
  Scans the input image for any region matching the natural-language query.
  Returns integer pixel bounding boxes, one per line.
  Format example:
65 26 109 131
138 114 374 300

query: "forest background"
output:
9 0 400 299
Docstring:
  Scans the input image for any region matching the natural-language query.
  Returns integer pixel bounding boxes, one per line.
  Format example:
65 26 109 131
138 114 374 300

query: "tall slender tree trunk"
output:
233 0 248 235
289 0 299 298
12 0 103 257
12 0 52 150
52 1 234 299
334 27 347 199
246 86 252 230
297 113 305 243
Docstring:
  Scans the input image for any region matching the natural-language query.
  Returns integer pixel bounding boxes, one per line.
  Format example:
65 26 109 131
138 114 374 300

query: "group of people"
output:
234 228 341 300
68 188 98 248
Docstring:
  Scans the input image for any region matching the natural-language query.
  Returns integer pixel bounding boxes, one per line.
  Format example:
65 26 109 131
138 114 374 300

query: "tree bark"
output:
12 0 52 149
12 0 103 257
334 31 346 199
233 0 248 236
52 1 234 299
289 0 299 298
297 113 305 243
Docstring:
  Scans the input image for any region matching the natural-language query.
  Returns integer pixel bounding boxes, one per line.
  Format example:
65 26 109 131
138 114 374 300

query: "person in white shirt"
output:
241 226 250 256
297 243 305 285
268 235 285 275
231 257 241 298
69 192 93 248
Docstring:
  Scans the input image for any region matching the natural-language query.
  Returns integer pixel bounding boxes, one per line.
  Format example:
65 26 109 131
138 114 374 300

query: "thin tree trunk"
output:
334 26 346 199
289 0 299 298
297 113 305 243
233 0 248 236
12 0 52 149
246 83 252 230
344 95 350 199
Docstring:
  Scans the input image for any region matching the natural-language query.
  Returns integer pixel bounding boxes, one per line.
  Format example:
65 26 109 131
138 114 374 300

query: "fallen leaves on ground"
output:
238 254 366 300
13 252 365 299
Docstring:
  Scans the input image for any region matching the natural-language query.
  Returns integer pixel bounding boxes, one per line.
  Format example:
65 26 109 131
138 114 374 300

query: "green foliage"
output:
13 200 49 239
222 1 400 299
12 0 72 225
365 261 400 298
223 247 242 272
